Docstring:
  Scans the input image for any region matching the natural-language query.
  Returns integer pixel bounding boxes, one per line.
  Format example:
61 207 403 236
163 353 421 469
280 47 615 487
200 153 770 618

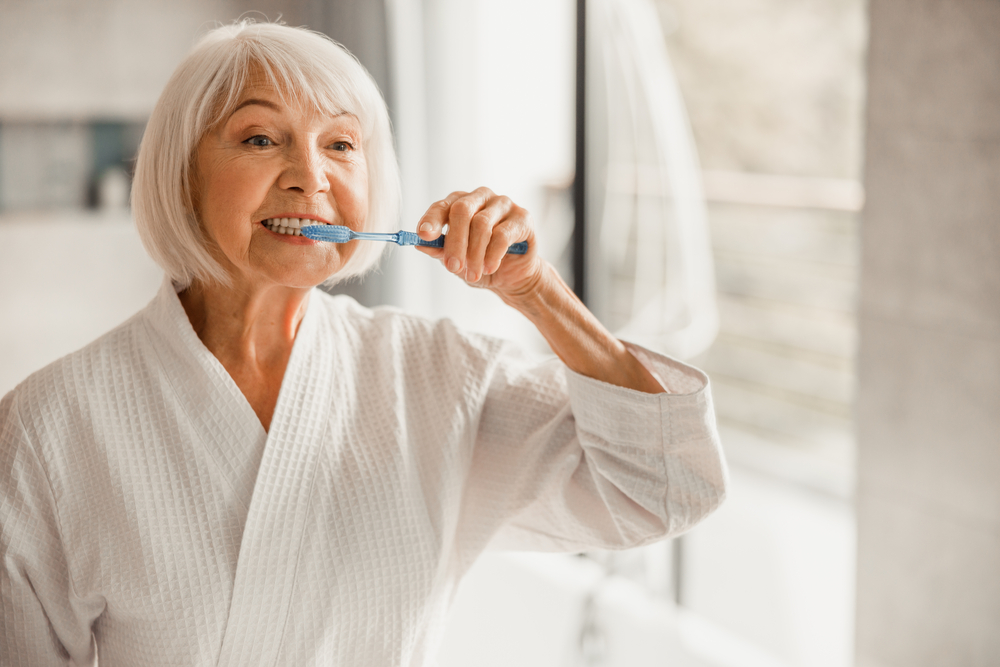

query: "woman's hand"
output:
416 187 664 394
414 187 544 303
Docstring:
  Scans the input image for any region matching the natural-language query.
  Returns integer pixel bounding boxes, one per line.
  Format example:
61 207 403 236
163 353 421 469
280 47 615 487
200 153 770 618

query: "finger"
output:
443 187 493 276
465 196 513 282
414 245 444 260
414 243 444 257
417 191 466 240
483 212 529 274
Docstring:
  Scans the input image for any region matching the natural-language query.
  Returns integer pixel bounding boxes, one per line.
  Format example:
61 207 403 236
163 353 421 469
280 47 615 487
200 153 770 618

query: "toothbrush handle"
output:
400 231 528 255
502 241 529 255
411 234 445 249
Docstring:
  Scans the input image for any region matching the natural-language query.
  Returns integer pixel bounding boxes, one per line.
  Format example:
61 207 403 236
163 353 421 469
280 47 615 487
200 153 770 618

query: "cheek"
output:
200 165 270 240
340 171 370 224
212 163 271 209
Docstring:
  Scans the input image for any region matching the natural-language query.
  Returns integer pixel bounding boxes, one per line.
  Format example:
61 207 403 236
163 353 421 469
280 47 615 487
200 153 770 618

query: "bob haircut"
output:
132 20 400 288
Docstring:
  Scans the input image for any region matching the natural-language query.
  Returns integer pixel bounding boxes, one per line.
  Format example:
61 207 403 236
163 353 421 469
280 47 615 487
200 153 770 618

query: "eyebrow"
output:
233 98 282 113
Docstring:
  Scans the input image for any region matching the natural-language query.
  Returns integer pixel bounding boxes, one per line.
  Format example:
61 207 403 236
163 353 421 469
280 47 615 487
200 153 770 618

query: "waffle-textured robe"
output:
1 278 727 667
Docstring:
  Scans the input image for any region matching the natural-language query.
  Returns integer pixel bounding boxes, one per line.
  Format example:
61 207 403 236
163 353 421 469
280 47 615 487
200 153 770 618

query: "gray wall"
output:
0 0 243 211
0 0 243 121
857 0 1000 665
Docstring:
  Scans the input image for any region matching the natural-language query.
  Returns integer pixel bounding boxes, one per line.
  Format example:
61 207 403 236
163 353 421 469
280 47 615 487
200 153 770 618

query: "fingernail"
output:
447 257 461 273
419 221 433 234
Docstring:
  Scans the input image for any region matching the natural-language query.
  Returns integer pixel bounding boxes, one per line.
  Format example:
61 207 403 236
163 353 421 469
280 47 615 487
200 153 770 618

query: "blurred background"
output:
1 0 997 666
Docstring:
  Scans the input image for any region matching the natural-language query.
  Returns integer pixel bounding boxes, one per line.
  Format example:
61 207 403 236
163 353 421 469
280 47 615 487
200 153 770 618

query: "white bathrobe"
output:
1 278 726 667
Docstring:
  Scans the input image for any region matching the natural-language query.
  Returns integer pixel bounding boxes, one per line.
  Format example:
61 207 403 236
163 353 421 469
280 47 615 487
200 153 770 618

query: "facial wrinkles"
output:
247 118 365 224
191 82 370 289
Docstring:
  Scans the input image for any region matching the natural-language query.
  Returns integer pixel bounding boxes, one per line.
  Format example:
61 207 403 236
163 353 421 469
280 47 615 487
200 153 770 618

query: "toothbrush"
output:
300 224 528 255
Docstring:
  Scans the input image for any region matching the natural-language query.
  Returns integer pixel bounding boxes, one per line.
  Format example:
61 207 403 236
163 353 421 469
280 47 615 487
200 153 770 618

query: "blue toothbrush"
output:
301 224 528 255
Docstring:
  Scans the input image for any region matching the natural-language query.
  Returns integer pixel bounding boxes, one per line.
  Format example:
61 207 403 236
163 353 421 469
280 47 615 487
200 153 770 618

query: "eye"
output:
244 135 273 148
330 141 353 152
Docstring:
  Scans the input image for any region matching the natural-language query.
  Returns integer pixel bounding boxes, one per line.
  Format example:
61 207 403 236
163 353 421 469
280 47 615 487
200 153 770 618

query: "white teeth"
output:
263 218 312 234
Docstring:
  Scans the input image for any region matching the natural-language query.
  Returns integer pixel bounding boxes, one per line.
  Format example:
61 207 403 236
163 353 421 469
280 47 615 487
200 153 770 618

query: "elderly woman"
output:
0 21 726 667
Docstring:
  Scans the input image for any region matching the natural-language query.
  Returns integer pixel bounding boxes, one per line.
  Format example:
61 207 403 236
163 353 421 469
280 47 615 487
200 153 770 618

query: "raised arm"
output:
415 187 666 394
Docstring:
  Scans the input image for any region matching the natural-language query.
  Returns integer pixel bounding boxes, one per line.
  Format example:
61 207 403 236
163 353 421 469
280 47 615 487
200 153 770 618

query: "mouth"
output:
261 217 329 237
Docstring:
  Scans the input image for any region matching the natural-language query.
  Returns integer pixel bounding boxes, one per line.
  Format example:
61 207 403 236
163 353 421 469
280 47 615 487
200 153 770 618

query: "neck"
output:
179 280 311 359
178 279 312 432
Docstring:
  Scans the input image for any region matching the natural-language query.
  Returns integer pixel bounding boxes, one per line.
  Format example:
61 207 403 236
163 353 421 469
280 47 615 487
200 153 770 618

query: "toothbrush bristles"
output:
301 224 353 243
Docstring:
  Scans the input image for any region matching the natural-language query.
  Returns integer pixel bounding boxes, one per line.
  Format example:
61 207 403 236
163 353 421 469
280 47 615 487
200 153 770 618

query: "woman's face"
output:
192 75 368 290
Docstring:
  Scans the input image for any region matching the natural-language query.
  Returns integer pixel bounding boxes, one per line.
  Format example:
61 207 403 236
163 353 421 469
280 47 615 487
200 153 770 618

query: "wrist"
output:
492 261 554 316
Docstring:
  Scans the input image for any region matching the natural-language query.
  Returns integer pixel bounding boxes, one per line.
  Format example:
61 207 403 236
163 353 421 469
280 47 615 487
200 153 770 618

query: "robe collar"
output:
142 276 337 666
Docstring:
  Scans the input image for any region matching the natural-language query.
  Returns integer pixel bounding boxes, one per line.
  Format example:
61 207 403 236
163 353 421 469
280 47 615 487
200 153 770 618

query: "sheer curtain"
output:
587 0 717 360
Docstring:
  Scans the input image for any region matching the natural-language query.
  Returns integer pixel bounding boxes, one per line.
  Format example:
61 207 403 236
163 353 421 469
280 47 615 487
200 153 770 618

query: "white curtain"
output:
587 0 718 359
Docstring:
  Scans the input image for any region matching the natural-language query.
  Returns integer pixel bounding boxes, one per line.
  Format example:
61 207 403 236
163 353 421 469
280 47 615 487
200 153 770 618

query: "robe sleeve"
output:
455 341 727 556
1 391 98 666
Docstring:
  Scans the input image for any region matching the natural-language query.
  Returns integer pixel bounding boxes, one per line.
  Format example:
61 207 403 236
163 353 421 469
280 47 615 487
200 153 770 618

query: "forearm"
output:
497 263 666 394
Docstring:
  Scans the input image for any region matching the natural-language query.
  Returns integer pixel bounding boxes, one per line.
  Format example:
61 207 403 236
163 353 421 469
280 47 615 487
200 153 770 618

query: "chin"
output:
273 275 334 290
278 266 346 289
257 256 348 290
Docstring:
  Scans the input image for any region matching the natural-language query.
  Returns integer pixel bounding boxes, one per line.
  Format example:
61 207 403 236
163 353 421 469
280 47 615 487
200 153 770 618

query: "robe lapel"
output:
215 290 335 667
144 278 268 515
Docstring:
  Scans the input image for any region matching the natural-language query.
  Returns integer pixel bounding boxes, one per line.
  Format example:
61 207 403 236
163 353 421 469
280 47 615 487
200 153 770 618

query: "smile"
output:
261 218 325 236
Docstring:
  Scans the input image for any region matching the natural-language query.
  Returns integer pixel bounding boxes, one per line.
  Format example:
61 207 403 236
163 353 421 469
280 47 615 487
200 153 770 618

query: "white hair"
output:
132 20 400 288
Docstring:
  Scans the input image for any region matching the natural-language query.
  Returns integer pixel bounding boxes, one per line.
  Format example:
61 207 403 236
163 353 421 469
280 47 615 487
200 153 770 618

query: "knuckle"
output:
494 221 515 241
453 200 476 219
489 226 508 246
471 212 492 230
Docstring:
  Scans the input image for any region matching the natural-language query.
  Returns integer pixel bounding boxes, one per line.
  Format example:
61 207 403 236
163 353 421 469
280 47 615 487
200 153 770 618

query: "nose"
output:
278 142 330 197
